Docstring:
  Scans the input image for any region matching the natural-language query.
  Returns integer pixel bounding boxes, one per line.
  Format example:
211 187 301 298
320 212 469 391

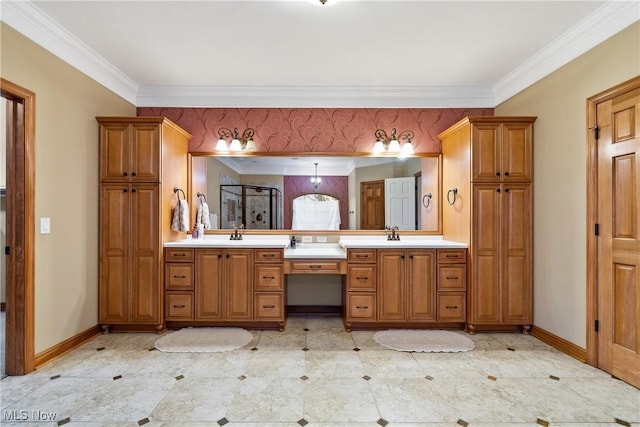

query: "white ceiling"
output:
2 1 639 107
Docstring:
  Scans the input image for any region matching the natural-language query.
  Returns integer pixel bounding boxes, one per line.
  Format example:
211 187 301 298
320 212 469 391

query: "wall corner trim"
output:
34 325 102 370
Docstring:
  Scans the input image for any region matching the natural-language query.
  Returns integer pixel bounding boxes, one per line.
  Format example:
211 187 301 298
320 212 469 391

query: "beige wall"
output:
1 24 136 353
495 22 640 347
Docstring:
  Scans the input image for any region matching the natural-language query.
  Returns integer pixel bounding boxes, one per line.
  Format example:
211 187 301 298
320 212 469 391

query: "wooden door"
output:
385 177 415 230
130 123 160 182
99 122 130 182
377 250 405 320
360 180 385 229
225 249 253 319
407 249 436 321
99 184 130 323
471 122 501 182
129 184 160 324
596 85 640 388
470 184 501 326
501 122 533 182
500 183 532 327
195 249 223 319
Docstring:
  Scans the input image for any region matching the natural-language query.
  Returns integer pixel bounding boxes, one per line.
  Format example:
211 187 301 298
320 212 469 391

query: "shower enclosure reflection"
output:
220 184 282 230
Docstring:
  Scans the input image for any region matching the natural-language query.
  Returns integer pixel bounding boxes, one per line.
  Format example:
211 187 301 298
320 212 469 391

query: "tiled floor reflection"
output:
1 315 638 426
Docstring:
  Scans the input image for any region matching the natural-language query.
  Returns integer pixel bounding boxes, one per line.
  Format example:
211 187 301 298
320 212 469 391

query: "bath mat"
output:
155 327 253 352
373 329 474 353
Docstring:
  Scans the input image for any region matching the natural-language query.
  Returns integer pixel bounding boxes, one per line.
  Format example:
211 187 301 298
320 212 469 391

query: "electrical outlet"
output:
316 236 327 243
301 236 313 243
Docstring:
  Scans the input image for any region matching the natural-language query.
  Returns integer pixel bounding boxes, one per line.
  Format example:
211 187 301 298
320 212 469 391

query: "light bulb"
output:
215 138 228 151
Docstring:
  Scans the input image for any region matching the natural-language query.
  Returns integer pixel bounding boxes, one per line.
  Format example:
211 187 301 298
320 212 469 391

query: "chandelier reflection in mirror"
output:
310 162 322 192
215 127 257 152
373 128 415 156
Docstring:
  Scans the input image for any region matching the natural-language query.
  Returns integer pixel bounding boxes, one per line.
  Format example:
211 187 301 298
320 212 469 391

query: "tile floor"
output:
1 315 638 427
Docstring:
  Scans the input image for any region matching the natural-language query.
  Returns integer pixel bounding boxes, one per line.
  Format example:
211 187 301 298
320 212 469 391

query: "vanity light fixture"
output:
373 128 415 156
215 127 257 152
310 162 322 192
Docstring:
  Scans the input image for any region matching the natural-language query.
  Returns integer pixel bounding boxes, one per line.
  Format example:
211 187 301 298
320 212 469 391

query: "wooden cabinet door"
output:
225 249 253 319
99 184 130 323
471 122 501 182
129 184 160 324
195 249 223 320
471 184 501 324
501 122 533 182
130 123 160 182
501 183 532 324
377 250 405 320
407 249 436 321
99 122 130 182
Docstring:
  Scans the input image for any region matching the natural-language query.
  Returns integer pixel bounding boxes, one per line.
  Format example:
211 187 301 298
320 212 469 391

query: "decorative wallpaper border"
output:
138 107 493 153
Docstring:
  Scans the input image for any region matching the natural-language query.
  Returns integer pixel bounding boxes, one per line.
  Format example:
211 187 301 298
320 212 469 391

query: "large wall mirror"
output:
188 153 441 234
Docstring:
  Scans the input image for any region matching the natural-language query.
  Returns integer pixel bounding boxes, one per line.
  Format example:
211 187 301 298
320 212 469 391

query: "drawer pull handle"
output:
355 305 369 310
445 276 459 280
309 265 322 269
262 305 275 309
174 253 186 257
355 254 368 258
445 254 459 258
262 276 275 280
173 304 186 309
263 254 275 257
445 305 459 310
356 276 369 281
173 275 186 279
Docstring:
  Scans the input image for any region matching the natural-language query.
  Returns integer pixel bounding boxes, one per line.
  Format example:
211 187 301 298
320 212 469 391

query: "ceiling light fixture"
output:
373 128 415 156
215 127 257 152
310 162 322 192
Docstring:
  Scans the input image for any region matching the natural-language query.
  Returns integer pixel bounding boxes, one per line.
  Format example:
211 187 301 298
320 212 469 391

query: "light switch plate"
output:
40 217 51 234
301 236 312 243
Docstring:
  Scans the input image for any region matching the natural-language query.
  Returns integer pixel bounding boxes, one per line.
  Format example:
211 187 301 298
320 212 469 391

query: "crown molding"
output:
135 85 494 108
0 1 139 105
493 1 640 106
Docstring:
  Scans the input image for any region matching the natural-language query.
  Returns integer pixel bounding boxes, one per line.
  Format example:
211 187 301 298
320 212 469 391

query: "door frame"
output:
1 78 35 375
586 75 640 367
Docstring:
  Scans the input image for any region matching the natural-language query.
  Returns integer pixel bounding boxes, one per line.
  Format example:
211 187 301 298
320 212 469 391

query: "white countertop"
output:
164 235 290 248
284 243 346 259
338 235 468 249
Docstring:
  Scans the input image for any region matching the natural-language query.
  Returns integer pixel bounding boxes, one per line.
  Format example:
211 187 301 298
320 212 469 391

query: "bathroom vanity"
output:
162 235 468 332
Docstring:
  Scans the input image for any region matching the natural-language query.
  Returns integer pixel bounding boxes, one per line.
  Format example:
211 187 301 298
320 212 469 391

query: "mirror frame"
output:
187 151 442 236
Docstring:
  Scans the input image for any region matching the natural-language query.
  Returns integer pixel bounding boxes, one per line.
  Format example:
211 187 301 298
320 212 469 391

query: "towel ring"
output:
173 187 186 200
197 192 207 202
422 193 432 208
447 188 458 206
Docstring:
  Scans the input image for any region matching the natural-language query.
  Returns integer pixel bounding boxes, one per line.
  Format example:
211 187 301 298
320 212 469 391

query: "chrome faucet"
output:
386 225 400 241
230 224 244 240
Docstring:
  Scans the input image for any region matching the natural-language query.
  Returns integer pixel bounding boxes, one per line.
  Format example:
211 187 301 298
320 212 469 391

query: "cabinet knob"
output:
496 188 501 193
505 188 510 193
131 172 137 177
496 172 501 176
131 188 136 193
504 171 509 176
123 189 128 193
123 172 128 177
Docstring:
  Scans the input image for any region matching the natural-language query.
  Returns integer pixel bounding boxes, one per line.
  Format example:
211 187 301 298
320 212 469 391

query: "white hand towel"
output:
171 200 190 232
196 200 203 226
201 201 211 229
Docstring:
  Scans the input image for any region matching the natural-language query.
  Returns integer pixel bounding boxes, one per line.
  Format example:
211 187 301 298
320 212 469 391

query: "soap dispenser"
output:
290 235 297 248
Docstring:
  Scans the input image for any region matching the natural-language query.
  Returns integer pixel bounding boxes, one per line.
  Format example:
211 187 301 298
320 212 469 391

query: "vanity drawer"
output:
346 265 376 292
165 292 194 320
255 249 284 263
347 293 376 320
437 292 465 322
165 248 194 262
437 265 466 291
285 260 345 274
437 249 467 264
347 249 377 263
255 265 284 291
165 264 194 290
255 293 284 320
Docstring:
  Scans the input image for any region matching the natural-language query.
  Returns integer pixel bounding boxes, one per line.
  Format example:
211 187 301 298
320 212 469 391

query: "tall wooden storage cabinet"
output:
98 117 191 332
440 116 536 333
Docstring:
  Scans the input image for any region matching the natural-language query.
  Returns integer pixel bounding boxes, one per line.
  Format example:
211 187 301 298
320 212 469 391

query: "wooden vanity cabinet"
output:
436 249 467 322
345 249 377 329
98 117 190 332
440 116 535 333
377 249 437 322
253 249 285 329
